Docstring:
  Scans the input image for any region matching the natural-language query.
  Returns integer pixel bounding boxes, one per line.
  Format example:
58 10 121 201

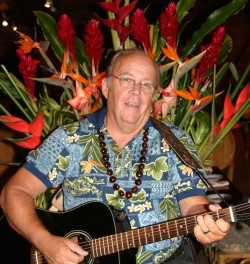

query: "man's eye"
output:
141 83 152 89
123 77 133 83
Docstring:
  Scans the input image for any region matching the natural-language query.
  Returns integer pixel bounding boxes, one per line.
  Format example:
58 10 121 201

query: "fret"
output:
90 240 95 258
102 237 106 256
184 217 188 233
137 228 141 245
144 227 148 245
120 232 124 250
110 234 115 254
98 238 102 257
106 235 110 255
167 222 170 238
125 230 129 249
130 230 135 248
115 233 119 253
158 223 163 241
151 225 155 243
175 220 179 236
229 207 235 222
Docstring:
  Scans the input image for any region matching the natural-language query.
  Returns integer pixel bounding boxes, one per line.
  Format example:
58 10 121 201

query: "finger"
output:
194 224 213 244
216 218 231 233
196 214 211 234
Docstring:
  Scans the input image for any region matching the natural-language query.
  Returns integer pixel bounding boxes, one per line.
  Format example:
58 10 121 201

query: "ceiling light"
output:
44 0 56 12
12 21 17 31
1 12 8 27
44 0 52 8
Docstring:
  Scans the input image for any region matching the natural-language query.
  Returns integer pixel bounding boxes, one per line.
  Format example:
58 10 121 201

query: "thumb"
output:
208 203 222 212
69 242 88 256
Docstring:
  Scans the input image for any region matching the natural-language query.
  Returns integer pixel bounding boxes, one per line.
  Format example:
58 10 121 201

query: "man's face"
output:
102 53 157 130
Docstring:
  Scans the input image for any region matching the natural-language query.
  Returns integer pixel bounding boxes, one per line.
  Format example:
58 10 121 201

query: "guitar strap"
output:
151 117 202 170
150 117 229 207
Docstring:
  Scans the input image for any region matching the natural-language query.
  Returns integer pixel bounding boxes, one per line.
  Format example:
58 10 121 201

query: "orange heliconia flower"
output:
15 31 41 54
220 85 250 129
161 42 180 62
174 85 222 114
0 112 44 149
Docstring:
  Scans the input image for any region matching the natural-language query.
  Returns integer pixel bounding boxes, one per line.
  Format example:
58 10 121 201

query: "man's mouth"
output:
125 102 140 108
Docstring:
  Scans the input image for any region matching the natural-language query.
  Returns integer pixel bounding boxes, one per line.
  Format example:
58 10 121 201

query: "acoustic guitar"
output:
0 201 249 264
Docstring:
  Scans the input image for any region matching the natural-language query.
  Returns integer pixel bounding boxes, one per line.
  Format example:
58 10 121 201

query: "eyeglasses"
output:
111 75 155 93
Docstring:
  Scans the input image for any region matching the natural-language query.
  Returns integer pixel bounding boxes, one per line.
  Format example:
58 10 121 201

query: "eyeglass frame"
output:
111 75 156 93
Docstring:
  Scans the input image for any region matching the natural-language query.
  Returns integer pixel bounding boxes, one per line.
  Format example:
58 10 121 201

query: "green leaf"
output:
160 61 177 74
176 0 196 23
229 63 239 81
183 0 248 56
0 73 27 99
218 34 233 63
34 11 65 62
215 62 230 86
175 50 206 87
75 37 91 75
33 77 74 90
47 97 60 111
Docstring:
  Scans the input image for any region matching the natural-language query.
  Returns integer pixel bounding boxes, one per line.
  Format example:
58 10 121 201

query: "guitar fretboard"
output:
91 207 231 258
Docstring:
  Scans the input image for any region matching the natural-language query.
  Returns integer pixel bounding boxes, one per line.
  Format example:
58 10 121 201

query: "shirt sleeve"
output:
23 126 69 188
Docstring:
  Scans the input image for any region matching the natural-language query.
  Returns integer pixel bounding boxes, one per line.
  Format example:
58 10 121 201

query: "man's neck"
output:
105 118 146 150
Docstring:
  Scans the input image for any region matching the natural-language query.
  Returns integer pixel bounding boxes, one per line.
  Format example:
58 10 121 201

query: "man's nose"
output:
130 82 141 94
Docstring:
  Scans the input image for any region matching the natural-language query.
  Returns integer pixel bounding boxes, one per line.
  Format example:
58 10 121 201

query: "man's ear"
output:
102 77 108 99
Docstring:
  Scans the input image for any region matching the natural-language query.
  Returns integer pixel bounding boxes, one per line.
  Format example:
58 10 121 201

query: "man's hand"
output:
40 235 88 264
194 204 231 245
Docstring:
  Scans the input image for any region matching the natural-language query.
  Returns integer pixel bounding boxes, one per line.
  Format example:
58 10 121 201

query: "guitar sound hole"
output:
77 234 93 264
66 231 93 264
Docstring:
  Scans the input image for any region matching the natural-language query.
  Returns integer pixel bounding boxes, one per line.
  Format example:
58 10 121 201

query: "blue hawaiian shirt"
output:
24 108 206 264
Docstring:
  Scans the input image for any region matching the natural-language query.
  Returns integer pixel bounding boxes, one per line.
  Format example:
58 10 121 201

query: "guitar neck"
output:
91 207 232 258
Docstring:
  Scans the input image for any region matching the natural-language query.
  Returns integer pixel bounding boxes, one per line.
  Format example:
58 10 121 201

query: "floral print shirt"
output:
24 108 206 264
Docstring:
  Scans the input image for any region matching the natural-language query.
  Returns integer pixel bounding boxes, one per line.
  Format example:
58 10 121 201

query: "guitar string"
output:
32 203 250 263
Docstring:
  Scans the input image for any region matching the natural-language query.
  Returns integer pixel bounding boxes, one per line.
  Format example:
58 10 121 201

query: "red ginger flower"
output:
57 14 76 64
220 85 250 129
84 19 105 70
17 48 40 101
0 112 44 149
159 2 178 50
195 26 226 87
131 8 152 54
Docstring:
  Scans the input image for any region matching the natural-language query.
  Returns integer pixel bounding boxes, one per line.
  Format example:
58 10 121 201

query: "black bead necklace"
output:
97 128 149 199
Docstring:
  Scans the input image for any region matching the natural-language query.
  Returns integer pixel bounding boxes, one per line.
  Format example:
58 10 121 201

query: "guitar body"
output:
1 202 137 264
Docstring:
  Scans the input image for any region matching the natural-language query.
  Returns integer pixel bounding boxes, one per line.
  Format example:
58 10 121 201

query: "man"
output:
1 49 230 264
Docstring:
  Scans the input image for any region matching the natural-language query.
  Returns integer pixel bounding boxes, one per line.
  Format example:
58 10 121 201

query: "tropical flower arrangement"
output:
0 0 249 208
